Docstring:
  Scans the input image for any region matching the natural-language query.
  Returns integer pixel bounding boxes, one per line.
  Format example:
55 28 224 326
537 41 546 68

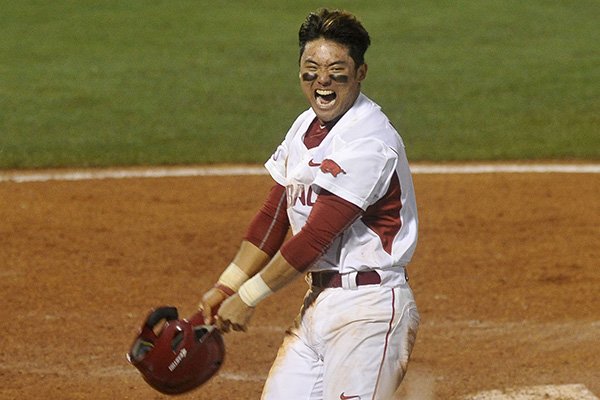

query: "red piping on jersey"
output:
371 289 396 400
244 184 289 257
258 189 287 251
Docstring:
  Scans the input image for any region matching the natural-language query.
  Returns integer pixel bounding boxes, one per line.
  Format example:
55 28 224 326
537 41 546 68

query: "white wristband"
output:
238 274 274 307
217 262 249 292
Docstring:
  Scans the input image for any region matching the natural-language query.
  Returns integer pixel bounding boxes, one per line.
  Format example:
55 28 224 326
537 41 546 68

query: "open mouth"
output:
315 89 336 107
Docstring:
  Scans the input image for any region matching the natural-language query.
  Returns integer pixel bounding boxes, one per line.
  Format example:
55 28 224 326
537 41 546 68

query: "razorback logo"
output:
320 159 346 177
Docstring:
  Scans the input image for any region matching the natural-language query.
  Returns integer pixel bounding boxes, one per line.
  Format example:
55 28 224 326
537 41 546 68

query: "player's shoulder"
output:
292 107 317 129
337 94 404 148
282 108 316 142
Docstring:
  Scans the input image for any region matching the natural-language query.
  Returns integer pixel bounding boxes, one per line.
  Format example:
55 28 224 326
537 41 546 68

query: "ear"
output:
357 63 368 82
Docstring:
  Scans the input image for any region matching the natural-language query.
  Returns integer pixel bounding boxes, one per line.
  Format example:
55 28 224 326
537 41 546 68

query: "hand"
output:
216 294 255 333
199 287 230 325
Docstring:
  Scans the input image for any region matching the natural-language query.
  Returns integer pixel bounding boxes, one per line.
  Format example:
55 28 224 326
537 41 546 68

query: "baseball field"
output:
1 2 599 400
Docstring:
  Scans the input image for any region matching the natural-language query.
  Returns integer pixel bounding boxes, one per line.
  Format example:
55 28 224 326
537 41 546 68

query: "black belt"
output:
310 270 381 288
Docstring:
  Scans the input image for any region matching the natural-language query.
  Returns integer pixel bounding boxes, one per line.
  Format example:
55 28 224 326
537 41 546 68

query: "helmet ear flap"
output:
142 306 179 339
128 306 179 363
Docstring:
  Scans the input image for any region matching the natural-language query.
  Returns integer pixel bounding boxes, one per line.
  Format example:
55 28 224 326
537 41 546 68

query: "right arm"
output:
199 183 289 323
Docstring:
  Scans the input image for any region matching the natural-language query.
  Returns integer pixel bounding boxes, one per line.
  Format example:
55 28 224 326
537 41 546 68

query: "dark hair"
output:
298 8 371 68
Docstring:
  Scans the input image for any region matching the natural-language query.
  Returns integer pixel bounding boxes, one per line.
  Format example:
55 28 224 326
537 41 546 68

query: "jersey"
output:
265 93 418 287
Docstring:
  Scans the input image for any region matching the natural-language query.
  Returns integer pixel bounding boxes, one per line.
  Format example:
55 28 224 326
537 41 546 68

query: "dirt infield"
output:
1 170 599 399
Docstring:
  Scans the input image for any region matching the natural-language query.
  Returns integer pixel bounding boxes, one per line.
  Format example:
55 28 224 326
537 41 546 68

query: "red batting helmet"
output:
127 306 225 395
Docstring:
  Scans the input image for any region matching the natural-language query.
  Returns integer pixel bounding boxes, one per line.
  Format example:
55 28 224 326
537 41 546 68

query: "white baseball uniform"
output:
262 93 420 400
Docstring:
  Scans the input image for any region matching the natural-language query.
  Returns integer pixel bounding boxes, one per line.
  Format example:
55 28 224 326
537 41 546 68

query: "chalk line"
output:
464 384 599 400
1 163 599 183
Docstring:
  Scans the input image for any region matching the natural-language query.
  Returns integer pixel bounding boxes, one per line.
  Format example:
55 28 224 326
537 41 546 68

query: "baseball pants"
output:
261 283 420 400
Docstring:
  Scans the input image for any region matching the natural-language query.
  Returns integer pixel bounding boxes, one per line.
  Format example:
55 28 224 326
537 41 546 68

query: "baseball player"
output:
200 8 420 399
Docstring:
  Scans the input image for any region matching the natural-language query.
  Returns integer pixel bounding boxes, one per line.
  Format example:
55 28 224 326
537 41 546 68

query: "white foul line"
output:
464 384 599 400
0 166 268 183
0 163 599 183
411 163 600 174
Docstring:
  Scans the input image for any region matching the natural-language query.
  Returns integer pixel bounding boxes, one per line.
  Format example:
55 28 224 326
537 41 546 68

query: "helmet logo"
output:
168 348 187 372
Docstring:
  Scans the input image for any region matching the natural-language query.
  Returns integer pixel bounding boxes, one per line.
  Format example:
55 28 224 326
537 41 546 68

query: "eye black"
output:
330 74 348 83
302 72 317 81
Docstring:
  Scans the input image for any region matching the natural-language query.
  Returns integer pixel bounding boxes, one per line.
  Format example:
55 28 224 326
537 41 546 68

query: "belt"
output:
310 270 381 288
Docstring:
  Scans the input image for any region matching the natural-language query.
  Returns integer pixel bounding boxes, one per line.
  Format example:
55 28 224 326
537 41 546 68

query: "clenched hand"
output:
216 294 255 332
199 287 230 325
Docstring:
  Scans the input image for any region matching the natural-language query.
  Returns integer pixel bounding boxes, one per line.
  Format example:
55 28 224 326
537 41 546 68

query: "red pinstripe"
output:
371 288 396 400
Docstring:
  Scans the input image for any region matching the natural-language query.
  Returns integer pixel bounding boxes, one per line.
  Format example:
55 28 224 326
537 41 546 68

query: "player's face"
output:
299 38 367 124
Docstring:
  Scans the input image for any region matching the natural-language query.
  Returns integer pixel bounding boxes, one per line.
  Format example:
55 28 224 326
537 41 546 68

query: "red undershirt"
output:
244 117 362 272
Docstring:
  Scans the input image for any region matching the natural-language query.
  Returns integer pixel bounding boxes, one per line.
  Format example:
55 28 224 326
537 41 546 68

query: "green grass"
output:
0 1 598 168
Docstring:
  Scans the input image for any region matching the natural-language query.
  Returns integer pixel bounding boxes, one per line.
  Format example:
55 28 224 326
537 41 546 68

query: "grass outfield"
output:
0 1 598 168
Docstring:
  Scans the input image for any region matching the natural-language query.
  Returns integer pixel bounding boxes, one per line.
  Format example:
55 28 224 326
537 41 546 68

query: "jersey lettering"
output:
295 186 317 206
